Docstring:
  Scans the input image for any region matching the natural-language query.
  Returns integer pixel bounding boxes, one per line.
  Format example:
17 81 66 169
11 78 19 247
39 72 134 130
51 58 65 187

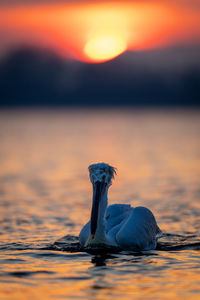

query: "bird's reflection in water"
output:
88 252 155 295
90 251 156 268
88 254 116 293
91 254 116 267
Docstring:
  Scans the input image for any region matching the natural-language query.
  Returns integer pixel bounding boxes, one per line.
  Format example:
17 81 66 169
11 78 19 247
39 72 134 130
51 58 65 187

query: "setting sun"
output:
0 1 199 63
84 34 127 62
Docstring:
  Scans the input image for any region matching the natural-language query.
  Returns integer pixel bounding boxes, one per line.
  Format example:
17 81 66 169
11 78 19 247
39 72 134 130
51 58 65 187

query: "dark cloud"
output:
0 45 199 107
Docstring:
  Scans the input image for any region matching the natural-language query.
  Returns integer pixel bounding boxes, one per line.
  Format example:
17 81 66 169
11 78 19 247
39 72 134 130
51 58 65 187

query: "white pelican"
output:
79 163 161 251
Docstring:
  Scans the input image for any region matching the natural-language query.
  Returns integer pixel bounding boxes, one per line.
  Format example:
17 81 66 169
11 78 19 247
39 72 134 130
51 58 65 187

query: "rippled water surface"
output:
0 109 200 300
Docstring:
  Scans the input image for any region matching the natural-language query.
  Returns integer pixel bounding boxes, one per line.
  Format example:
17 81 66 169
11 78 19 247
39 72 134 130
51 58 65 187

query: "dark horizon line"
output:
1 104 200 109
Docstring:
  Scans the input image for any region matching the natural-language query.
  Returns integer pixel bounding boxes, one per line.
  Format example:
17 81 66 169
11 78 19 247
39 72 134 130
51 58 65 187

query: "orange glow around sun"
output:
0 1 199 63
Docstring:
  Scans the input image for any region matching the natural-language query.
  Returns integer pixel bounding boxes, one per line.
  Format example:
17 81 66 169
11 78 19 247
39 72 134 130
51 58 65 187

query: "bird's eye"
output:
106 214 110 220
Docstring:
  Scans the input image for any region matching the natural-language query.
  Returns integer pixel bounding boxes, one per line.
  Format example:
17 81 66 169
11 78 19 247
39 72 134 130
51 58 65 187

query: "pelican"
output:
79 163 161 251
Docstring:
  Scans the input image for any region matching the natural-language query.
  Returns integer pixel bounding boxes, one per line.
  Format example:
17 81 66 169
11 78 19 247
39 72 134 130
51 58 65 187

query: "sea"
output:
0 108 200 300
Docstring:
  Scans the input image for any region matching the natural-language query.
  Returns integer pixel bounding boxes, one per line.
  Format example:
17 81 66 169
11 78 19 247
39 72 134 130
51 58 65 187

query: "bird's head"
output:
88 163 116 239
88 162 116 187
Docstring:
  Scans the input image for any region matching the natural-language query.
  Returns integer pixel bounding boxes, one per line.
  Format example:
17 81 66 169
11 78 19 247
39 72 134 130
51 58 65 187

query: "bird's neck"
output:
90 189 108 245
98 190 108 229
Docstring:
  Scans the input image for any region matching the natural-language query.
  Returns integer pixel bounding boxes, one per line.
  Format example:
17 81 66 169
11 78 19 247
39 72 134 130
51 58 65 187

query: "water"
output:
0 108 200 300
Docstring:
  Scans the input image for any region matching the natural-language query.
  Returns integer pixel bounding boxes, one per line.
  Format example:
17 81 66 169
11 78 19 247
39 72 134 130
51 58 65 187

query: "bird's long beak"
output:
90 181 106 239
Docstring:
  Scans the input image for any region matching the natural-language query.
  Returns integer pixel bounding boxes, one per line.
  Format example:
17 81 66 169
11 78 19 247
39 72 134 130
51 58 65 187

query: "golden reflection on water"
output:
0 109 200 300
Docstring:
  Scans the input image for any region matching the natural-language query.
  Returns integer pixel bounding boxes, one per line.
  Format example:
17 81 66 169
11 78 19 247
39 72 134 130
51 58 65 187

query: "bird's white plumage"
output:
79 163 161 251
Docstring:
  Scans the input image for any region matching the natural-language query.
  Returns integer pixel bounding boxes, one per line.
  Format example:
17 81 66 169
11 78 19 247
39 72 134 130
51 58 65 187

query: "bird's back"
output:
115 206 161 250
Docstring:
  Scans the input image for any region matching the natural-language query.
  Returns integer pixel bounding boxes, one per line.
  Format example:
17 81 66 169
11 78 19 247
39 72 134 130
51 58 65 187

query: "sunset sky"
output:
0 0 199 63
0 0 199 106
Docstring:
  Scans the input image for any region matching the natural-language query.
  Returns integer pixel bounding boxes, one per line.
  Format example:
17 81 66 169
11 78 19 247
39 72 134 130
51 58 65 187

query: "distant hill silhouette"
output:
0 46 200 106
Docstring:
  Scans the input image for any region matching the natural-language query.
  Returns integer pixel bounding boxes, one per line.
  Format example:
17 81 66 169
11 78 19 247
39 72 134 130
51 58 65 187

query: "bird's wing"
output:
105 204 132 233
116 206 161 250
